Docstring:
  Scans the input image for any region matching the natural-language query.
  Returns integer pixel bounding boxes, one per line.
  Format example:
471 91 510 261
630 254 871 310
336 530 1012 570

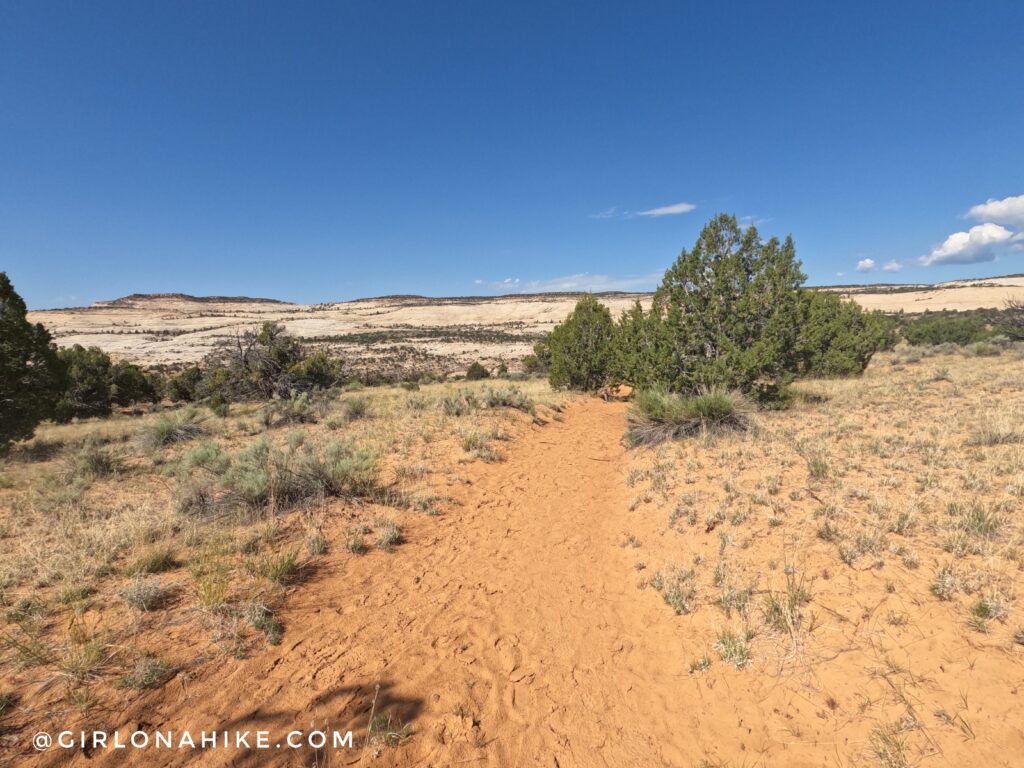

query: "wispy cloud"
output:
589 201 697 220
882 261 903 272
478 272 661 294
738 215 772 230
855 258 876 272
588 206 623 220
636 201 696 217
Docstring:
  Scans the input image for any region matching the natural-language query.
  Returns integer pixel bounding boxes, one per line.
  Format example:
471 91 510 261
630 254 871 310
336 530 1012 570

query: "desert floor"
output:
2 349 1024 767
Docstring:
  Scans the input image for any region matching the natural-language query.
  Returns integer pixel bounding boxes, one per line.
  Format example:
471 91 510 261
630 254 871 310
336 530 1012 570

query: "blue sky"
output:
2 1 1022 309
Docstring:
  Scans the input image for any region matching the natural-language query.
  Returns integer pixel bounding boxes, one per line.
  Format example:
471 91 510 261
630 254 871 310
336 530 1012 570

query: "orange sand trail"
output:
43 400 788 767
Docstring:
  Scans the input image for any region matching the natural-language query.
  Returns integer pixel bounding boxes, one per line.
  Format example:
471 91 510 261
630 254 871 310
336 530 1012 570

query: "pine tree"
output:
0 273 64 451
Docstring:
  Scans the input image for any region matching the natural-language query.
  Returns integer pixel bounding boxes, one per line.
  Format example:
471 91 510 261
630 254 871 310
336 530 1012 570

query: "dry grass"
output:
622 344 1024 765
0 378 566 717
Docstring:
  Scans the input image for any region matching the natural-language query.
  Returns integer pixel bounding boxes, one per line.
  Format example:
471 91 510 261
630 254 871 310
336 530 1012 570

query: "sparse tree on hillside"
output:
110 361 161 406
206 322 308 400
54 345 113 421
0 273 64 451
465 361 490 380
166 366 203 402
999 298 1024 341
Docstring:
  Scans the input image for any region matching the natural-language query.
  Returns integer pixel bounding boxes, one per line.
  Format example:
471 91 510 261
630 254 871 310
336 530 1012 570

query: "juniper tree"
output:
795 290 896 376
655 213 806 398
548 294 615 390
0 273 63 450
54 344 114 421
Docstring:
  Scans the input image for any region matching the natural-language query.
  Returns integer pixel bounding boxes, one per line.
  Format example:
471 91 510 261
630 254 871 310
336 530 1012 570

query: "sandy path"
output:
42 400 740 767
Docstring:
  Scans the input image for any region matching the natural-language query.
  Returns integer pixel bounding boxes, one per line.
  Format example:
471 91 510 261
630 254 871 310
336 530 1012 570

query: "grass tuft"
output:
625 388 751 446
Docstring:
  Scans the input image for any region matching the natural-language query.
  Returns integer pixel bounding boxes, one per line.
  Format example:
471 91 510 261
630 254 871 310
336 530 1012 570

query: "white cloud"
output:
636 201 696 217
589 206 623 220
968 194 1024 228
919 222 1014 266
882 261 902 272
856 258 876 272
479 272 661 294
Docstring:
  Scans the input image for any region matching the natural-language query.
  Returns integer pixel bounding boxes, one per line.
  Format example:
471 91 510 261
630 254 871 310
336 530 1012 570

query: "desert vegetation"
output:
0 338 564 760
618 341 1024 766
3 218 1024 765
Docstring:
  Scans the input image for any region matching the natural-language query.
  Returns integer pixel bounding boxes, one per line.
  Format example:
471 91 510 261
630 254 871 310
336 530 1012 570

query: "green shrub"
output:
64 437 119 479
795 291 896 376
482 386 534 413
548 295 615 391
343 395 370 420
375 519 403 551
262 391 319 427
625 388 751 446
166 366 203 402
53 345 113 422
246 599 283 644
220 437 378 513
608 217 894 397
288 351 343 390
903 315 993 346
110 362 160 406
612 300 674 391
119 576 173 611
440 391 478 416
651 214 806 397
0 273 64 452
465 361 490 380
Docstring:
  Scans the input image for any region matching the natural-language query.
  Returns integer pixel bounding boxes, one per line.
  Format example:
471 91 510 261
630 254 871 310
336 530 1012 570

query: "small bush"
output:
119 576 173 611
63 438 119 480
262 391 319 428
931 565 959 601
246 599 283 645
440 391 478 417
482 386 534 413
648 566 697 614
118 657 170 690
625 388 750 446
138 409 207 450
221 437 378 513
375 519 403 551
342 395 370 421
967 416 1022 447
465 361 490 381
903 315 993 346
714 628 752 668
